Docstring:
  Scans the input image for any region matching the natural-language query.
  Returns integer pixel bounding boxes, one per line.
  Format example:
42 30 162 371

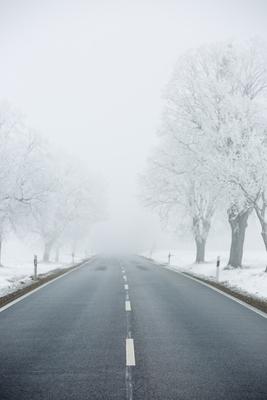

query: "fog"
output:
1 0 267 254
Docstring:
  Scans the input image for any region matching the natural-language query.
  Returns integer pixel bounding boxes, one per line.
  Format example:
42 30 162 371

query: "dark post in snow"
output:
216 256 220 281
168 252 172 265
33 255 38 280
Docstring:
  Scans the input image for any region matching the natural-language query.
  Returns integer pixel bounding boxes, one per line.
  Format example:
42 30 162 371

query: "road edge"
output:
0 257 95 313
164 265 267 319
141 257 267 319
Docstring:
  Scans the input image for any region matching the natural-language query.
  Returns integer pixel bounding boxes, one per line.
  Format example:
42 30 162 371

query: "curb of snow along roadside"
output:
0 257 95 312
167 266 267 319
142 257 267 319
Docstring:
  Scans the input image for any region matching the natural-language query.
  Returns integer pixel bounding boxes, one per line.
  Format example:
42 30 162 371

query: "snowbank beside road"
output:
150 250 267 300
0 261 72 297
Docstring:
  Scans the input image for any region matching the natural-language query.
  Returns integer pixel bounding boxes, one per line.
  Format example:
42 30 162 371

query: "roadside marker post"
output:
216 256 220 281
33 255 38 281
168 252 172 265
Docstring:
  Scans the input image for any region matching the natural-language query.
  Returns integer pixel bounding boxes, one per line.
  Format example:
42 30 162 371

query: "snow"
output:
0 237 85 298
150 249 267 300
0 260 72 297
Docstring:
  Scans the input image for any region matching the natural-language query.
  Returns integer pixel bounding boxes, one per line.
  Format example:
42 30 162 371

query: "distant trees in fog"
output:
0 102 105 264
142 39 267 268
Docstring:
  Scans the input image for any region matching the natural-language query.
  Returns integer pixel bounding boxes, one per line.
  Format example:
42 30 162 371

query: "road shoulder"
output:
0 258 93 311
142 257 267 318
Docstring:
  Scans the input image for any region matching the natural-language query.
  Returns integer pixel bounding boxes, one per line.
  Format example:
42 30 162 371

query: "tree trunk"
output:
195 238 206 263
43 241 53 263
254 203 267 253
227 208 250 268
192 216 210 264
260 224 267 252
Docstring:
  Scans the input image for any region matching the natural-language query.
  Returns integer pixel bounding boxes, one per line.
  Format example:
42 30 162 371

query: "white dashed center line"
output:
126 338 136 366
121 266 135 399
125 300 131 311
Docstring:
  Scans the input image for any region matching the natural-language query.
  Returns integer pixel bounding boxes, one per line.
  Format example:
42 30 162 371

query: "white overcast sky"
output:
1 0 267 250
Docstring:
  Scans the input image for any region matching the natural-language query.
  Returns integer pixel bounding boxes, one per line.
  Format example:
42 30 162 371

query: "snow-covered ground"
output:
0 261 69 297
0 236 88 297
0 238 86 297
150 250 267 300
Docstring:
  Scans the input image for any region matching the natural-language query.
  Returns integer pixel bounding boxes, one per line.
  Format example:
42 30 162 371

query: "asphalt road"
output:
0 255 266 400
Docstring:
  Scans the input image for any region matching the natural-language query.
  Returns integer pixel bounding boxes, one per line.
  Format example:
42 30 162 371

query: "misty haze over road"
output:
1 1 267 400
1 0 267 251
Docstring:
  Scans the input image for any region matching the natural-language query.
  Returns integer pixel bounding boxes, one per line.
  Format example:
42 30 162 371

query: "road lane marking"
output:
122 267 134 398
0 259 92 313
126 338 136 366
126 366 133 400
164 265 267 320
125 300 131 311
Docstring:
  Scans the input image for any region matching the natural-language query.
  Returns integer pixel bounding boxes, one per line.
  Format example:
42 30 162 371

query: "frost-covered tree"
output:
143 39 267 267
27 155 106 262
0 103 48 264
54 170 106 262
169 41 267 267
233 137 267 253
142 138 220 263
0 101 106 265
